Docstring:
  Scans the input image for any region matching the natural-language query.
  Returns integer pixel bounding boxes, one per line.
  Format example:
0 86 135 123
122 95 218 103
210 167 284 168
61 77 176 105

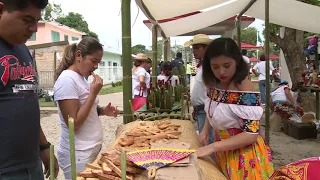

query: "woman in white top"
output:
53 37 119 180
197 38 273 179
132 53 151 98
157 61 180 86
271 81 304 120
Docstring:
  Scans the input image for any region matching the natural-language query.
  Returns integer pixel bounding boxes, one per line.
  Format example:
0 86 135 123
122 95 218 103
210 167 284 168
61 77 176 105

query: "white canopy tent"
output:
143 15 255 37
136 0 320 37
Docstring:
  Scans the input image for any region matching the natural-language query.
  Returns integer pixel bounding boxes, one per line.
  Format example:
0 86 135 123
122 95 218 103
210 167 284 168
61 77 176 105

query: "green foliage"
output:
57 13 90 32
131 40 163 61
42 3 62 21
111 80 123 87
132 44 147 54
234 27 258 45
99 85 123 95
43 3 99 40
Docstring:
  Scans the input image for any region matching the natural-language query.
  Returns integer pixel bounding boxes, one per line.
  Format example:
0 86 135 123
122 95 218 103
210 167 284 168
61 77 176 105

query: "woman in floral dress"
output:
196 38 274 179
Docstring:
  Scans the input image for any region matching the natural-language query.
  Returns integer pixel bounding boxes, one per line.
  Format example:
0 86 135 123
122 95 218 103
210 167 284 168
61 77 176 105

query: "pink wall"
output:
26 22 83 46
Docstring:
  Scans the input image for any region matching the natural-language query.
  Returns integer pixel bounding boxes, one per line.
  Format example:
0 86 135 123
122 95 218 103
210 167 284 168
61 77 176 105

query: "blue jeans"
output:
0 160 44 180
259 80 266 104
195 110 214 144
259 80 272 104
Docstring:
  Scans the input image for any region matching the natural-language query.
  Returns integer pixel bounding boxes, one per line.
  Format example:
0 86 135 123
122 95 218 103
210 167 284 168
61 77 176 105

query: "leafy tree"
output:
235 27 258 45
42 3 62 21
57 13 90 33
264 0 320 111
132 44 147 54
42 4 99 40
145 40 163 61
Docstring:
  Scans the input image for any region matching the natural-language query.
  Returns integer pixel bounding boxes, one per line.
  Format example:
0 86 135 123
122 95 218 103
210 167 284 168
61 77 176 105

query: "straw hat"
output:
184 34 212 47
133 53 150 62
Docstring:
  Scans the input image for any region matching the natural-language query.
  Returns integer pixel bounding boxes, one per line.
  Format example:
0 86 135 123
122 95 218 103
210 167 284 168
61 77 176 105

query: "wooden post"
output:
163 38 168 61
316 92 320 120
50 145 55 180
265 0 271 144
122 0 133 124
53 51 57 83
68 117 76 180
315 36 319 70
152 25 158 88
236 17 241 49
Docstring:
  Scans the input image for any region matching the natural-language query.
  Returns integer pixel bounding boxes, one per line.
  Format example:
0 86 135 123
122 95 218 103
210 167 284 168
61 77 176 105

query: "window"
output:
51 31 60 42
64 35 68 41
72 37 79 41
99 61 105 66
29 33 36 41
113 62 118 66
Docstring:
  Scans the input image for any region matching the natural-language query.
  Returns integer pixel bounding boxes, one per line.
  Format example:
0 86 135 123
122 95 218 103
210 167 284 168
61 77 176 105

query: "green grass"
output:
39 86 123 107
253 83 259 91
250 75 258 81
99 85 123 95
39 97 56 107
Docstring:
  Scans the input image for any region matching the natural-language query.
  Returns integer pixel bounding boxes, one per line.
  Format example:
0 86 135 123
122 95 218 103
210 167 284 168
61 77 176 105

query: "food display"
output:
77 119 183 180
116 119 182 152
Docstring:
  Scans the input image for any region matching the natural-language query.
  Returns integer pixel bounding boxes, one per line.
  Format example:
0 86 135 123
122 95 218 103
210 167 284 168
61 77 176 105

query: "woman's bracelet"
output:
97 106 104 116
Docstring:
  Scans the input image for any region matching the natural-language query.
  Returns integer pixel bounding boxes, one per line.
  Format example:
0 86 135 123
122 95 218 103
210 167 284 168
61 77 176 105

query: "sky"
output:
50 0 265 50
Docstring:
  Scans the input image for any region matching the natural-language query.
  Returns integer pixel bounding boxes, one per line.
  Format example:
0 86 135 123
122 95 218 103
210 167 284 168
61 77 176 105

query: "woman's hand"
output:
102 103 119 117
90 74 103 96
198 131 209 146
196 145 214 158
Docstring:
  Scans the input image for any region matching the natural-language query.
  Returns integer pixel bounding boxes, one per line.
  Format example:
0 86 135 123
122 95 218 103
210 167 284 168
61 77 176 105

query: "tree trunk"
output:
269 27 315 112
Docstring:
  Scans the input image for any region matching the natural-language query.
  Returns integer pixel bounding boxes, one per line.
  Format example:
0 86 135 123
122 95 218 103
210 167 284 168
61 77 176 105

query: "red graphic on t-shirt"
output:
0 55 36 85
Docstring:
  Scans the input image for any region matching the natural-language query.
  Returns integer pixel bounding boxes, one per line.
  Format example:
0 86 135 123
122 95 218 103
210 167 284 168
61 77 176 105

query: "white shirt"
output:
157 75 180 86
132 67 150 98
191 66 206 106
54 70 103 152
205 88 263 132
271 86 289 102
242 55 250 64
253 61 275 81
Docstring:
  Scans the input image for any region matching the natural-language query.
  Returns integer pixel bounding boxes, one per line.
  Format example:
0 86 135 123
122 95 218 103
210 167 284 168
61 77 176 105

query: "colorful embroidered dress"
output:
269 157 320 180
205 88 274 180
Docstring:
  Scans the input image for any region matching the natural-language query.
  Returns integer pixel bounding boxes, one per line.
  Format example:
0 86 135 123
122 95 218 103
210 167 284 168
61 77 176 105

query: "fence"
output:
87 66 123 85
38 70 54 89
37 66 123 89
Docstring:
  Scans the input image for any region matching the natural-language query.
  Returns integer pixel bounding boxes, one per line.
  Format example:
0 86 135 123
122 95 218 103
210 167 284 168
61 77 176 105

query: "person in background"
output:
184 34 214 145
272 66 281 84
157 61 180 86
132 53 151 98
186 62 192 84
242 49 251 80
157 61 163 76
197 38 274 179
252 54 275 105
54 37 119 180
241 49 251 64
271 80 304 120
171 52 184 69
0 0 59 179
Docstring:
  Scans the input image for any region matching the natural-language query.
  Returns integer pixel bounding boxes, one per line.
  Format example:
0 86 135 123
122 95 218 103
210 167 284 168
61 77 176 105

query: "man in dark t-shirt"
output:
0 0 59 179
